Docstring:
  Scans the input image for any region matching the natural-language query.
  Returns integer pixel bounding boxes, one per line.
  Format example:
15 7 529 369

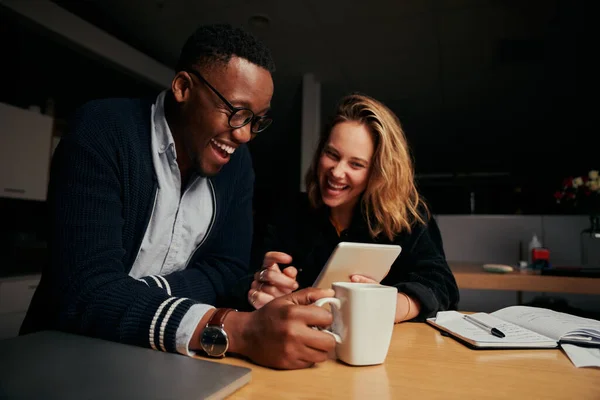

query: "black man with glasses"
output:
21 24 337 371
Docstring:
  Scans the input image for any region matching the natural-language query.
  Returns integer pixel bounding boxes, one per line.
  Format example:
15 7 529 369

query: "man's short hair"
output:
176 23 276 73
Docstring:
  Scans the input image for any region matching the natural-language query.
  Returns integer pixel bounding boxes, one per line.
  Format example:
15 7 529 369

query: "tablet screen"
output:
312 242 402 289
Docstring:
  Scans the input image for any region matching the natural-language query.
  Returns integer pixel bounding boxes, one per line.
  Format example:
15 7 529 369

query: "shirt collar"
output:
153 90 176 157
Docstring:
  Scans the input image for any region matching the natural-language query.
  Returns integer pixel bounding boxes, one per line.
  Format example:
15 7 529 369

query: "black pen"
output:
463 315 506 338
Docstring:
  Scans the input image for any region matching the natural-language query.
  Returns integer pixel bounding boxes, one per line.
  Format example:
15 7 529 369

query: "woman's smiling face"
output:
317 121 375 214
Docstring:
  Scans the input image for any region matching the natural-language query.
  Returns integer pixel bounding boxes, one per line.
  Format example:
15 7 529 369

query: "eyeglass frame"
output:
183 68 273 134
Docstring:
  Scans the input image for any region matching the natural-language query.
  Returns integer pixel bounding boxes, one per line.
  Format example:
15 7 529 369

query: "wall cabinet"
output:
0 102 53 201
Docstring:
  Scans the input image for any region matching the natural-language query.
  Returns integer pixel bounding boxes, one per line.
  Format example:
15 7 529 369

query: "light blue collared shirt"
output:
130 90 214 356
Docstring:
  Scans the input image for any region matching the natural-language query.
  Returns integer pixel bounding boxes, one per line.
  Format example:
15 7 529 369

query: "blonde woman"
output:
248 93 459 322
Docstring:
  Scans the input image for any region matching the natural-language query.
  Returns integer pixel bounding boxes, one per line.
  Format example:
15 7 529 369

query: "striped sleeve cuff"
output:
175 303 214 356
139 275 173 295
147 296 198 353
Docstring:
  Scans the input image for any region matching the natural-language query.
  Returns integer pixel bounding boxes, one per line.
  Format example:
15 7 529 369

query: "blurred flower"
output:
555 169 600 214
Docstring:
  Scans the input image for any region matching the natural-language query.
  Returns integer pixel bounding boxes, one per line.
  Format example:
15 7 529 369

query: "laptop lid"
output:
0 330 251 400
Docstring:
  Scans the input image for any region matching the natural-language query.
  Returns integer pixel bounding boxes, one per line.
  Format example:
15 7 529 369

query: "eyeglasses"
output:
184 68 273 134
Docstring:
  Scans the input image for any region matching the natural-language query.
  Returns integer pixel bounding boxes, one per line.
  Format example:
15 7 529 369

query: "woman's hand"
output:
350 275 420 322
349 274 378 284
248 251 299 309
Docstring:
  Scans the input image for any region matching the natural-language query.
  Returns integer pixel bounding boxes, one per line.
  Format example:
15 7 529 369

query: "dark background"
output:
0 1 594 275
2 1 594 217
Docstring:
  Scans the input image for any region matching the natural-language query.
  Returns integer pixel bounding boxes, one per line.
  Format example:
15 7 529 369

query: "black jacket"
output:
254 193 459 320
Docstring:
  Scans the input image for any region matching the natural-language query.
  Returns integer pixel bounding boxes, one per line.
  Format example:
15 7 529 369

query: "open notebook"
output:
427 306 600 349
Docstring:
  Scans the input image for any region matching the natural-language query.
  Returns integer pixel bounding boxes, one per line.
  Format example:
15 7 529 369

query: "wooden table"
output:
450 262 600 295
215 322 599 399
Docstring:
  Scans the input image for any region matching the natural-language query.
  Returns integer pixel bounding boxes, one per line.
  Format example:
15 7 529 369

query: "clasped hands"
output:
248 251 377 309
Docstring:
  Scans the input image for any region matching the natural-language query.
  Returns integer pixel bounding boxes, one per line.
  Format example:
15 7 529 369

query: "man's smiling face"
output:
177 56 274 177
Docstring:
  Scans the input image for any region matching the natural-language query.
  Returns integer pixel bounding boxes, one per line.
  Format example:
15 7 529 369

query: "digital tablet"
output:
312 242 402 289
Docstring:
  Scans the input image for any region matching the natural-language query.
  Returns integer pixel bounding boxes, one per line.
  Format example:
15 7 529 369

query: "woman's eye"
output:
325 150 339 159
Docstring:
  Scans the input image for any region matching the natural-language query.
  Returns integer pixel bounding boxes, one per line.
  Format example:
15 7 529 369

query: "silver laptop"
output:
0 330 251 400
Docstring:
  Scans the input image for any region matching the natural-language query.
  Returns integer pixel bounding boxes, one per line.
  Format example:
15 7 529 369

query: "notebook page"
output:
491 306 600 342
561 344 600 368
468 313 555 343
433 311 554 344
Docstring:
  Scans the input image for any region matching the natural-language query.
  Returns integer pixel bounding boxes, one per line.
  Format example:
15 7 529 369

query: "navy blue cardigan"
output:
21 97 254 353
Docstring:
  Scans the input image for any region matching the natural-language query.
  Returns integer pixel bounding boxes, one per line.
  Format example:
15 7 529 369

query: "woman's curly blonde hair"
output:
305 93 428 240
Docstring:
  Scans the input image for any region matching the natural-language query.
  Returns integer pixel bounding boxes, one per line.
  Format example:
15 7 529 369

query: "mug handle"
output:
313 297 342 344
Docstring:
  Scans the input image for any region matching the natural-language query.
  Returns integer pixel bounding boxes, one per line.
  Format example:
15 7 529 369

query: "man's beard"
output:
193 155 220 178
192 157 208 178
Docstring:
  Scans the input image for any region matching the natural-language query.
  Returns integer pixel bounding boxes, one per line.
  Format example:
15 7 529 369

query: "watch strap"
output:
207 308 235 329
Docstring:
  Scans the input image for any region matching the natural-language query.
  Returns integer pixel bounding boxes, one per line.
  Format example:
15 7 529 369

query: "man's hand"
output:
248 251 298 309
230 287 337 370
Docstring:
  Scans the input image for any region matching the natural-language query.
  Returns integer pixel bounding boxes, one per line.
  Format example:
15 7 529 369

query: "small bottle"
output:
527 234 542 265
469 192 475 214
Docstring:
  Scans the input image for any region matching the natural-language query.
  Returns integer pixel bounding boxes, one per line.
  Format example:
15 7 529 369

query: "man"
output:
21 23 336 370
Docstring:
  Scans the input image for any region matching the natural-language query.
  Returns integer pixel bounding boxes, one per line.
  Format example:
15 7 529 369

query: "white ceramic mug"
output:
314 282 398 366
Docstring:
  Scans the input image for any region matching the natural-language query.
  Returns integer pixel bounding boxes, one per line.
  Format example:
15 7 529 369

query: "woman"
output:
249 93 459 322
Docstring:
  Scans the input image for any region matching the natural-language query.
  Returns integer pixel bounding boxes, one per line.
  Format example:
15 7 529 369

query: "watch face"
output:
200 326 228 357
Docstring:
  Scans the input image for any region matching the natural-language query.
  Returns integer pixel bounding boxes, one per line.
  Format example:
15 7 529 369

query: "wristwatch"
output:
200 308 235 358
